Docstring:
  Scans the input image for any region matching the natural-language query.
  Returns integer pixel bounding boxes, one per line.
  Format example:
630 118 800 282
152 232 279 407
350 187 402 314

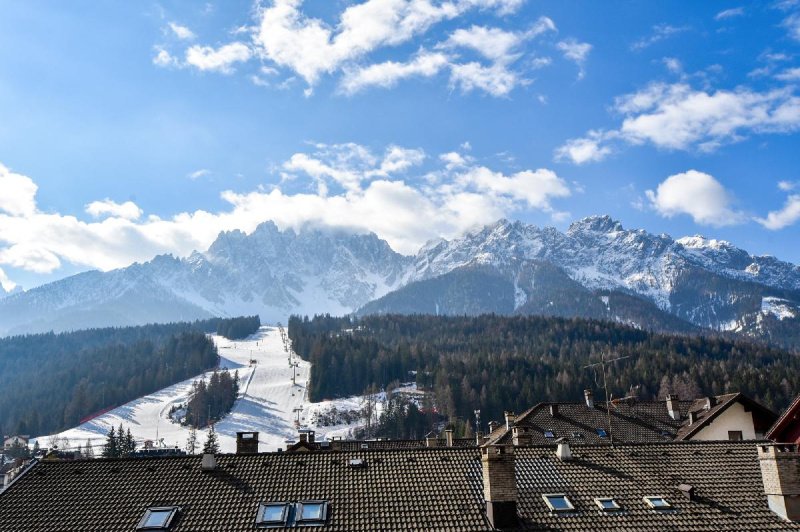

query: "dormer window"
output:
136 507 179 530
256 502 289 527
643 496 672 510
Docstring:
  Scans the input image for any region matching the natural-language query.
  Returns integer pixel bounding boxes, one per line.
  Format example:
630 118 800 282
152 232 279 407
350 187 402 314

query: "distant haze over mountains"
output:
1 216 798 348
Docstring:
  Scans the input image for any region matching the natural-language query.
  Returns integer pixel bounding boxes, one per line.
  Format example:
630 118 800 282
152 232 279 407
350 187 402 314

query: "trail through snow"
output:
34 326 365 453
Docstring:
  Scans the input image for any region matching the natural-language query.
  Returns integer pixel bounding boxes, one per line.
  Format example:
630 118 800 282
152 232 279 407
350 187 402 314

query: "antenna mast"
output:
583 352 631 447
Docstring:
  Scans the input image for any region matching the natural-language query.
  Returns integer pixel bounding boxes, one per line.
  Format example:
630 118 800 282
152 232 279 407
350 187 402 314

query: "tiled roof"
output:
487 399 693 445
675 393 778 440
767 393 800 440
287 437 476 452
0 441 798 531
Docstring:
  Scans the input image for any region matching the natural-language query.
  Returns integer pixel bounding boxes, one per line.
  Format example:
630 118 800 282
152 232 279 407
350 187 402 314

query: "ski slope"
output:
34 326 367 454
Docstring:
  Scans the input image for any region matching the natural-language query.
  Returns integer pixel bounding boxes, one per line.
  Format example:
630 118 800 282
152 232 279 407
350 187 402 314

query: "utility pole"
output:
583 352 631 447
291 361 299 385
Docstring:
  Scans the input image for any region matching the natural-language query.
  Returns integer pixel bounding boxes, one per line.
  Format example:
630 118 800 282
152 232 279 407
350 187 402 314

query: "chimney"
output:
512 426 531 447
678 483 696 501
759 444 800 521
504 411 516 430
549 404 559 417
704 396 716 411
481 445 518 529
584 389 594 409
201 453 217 471
556 440 572 461
426 436 438 448
666 395 680 421
688 411 698 425
488 421 499 434
445 429 454 447
236 432 259 454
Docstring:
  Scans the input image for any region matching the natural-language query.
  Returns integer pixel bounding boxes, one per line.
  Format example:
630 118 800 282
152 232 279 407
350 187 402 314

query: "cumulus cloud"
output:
85 199 143 221
783 12 800 41
339 51 449 95
0 266 15 292
776 67 800 81
645 170 744 226
556 39 591 79
168 22 196 40
0 164 38 217
449 61 519 96
756 195 800 229
715 7 744 20
152 47 180 68
556 82 800 163
631 24 690 51
0 147 572 275
554 130 615 165
185 42 252 73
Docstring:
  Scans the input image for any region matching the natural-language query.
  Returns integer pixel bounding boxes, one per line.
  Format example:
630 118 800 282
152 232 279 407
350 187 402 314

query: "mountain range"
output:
1 216 798 348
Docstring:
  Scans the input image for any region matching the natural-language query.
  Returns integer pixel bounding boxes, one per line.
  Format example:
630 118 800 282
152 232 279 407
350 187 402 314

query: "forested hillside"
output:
0 318 253 437
289 314 800 426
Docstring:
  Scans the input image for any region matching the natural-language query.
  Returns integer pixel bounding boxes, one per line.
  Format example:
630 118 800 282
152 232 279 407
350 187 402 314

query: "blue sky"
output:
1 0 799 290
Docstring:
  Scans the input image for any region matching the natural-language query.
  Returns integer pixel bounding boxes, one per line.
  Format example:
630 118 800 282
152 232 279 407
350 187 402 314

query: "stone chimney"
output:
556 440 572 461
584 389 594 409
549 404 559 417
759 444 800 521
512 426 531 447
481 445 518 529
704 396 716 411
666 394 680 421
298 429 315 444
201 453 217 471
445 429 454 447
425 436 438 448
236 432 259 454
504 411 516 430
688 411 698 425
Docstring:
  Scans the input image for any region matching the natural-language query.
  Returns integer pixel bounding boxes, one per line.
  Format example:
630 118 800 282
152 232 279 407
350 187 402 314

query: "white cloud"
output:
554 130 614 164
631 24 689 51
0 146 571 273
449 61 519 96
776 67 800 80
440 151 470 170
85 199 143 221
168 22 196 40
0 164 38 217
441 25 523 62
153 47 180 68
556 39 591 79
715 7 744 20
185 42 252 74
756 194 800 229
339 51 449 95
778 180 797 191
188 169 212 180
556 82 800 163
662 57 682 74
783 13 800 41
645 170 744 226
0 266 15 292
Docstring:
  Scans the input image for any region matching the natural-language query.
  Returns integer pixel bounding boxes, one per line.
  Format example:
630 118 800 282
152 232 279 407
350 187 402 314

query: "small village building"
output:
768 394 800 444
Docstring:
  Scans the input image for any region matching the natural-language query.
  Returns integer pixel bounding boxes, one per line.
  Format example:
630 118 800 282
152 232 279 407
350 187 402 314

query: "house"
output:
0 431 798 530
767 394 800 444
2 435 29 450
484 390 777 446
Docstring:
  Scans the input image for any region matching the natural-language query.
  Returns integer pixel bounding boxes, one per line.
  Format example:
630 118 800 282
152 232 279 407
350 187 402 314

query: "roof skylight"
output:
256 502 289 527
542 494 575 513
594 498 622 512
544 430 555 439
596 428 608 438
643 496 672 510
136 507 179 530
297 500 328 524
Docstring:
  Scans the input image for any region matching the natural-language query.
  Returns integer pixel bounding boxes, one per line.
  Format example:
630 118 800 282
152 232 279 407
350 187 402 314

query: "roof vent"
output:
677 483 696 501
556 439 572 461
200 453 216 471
348 458 366 468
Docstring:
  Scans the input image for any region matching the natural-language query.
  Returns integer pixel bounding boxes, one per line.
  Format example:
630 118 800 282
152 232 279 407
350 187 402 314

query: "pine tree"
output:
202 424 220 454
84 438 95 459
102 426 118 458
123 428 136 456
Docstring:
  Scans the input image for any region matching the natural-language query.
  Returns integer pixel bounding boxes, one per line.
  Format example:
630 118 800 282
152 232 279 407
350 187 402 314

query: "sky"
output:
1 1 799 291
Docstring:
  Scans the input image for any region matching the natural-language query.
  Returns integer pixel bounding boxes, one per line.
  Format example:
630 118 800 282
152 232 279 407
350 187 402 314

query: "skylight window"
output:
542 494 575 513
643 496 672 510
594 498 622 512
136 507 179 530
297 500 328 524
596 428 608 438
256 503 289 527
544 430 555 439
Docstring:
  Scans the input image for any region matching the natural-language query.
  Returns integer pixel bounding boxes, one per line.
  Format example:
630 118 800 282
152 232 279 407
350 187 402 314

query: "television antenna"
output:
583 352 632 447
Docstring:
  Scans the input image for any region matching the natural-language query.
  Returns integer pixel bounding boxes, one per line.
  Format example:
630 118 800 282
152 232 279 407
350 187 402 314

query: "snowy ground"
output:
33 326 369 454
